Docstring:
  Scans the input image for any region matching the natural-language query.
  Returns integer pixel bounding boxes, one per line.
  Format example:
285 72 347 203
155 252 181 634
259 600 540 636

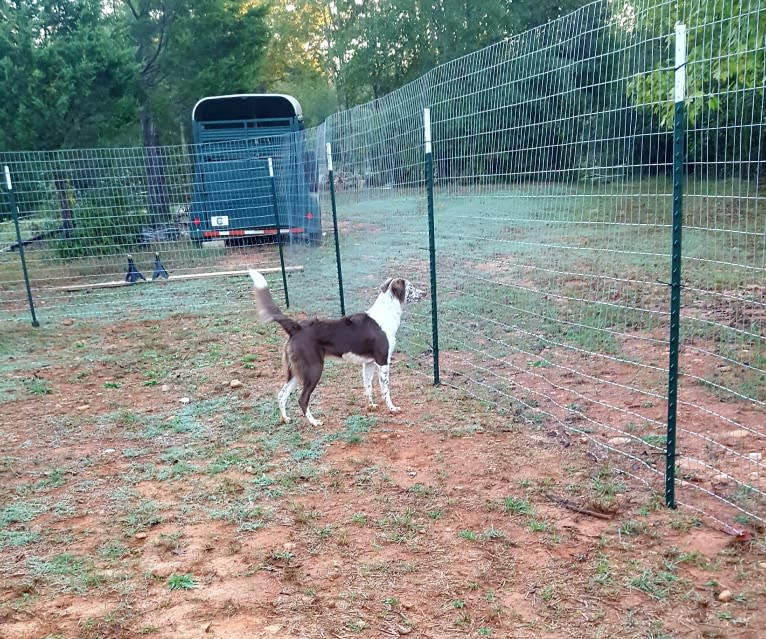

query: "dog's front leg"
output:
376 364 400 413
362 362 377 409
304 407 323 427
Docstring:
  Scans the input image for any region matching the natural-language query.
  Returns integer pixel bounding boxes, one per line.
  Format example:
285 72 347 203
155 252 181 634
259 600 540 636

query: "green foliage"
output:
1 500 46 526
166 573 197 590
627 566 682 601
0 528 41 551
630 0 765 121
24 378 51 396
325 0 584 106
0 0 271 151
627 0 764 178
28 553 101 593
52 188 150 259
0 0 140 151
118 0 271 146
503 496 534 516
263 1 332 110
340 414 376 444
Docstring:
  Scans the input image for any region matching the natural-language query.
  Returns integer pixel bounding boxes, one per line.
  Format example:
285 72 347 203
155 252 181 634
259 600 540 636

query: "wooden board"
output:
52 265 303 292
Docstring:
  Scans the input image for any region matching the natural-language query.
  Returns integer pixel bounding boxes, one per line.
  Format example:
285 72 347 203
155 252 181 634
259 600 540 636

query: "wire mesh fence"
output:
316 0 766 530
2 0 764 529
0 132 334 321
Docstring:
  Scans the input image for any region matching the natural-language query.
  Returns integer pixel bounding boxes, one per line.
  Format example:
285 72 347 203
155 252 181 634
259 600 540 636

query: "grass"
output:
28 553 102 594
1 499 47 526
593 555 614 588
527 518 551 533
339 414 376 444
2 196 766 637
166 573 197 591
0 528 42 550
503 496 534 516
458 529 480 541
593 468 627 505
378 509 423 544
640 434 666 448
626 566 684 601
120 499 162 535
208 502 273 532
98 540 130 561
207 451 245 474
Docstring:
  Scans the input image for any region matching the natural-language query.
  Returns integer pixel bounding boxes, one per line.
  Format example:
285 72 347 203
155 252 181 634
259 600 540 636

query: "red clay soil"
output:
1 317 765 639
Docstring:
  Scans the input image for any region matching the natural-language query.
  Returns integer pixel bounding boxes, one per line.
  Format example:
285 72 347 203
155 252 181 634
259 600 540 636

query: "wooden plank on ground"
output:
51 266 304 292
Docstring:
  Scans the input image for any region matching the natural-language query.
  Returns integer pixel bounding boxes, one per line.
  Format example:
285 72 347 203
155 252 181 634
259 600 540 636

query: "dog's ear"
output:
389 278 406 303
379 278 393 293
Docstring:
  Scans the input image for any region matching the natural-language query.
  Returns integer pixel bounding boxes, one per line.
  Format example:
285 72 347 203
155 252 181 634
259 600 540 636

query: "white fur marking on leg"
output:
377 364 400 413
305 406 323 427
362 362 377 409
248 269 268 289
278 377 298 423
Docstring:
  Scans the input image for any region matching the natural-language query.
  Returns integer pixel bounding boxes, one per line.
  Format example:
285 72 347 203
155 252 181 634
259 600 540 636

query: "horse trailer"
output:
189 94 321 245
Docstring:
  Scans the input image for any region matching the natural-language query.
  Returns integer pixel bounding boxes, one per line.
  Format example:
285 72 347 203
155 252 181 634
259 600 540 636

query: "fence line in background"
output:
2 0 764 530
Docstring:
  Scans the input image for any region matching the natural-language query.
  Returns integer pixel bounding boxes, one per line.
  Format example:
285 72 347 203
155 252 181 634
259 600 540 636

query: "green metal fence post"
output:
326 143 346 315
665 23 687 510
424 108 440 385
268 157 290 309
4 166 39 327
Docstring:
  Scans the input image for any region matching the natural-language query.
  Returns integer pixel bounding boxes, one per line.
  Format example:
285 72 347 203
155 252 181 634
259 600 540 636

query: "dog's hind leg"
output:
376 364 400 413
278 377 298 423
298 365 323 427
362 362 377 409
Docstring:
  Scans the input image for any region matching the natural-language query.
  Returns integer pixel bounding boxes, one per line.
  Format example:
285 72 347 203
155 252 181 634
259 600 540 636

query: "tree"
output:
0 0 140 236
627 0 765 178
0 0 139 151
322 0 589 109
261 0 337 127
117 0 270 222
155 0 272 138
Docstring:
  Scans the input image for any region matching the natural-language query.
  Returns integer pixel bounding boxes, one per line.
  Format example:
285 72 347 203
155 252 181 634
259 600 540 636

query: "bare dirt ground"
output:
1 315 765 639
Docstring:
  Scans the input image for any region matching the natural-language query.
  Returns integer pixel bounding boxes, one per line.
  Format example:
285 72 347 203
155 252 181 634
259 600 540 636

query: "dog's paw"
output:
280 416 291 424
366 402 379 411
388 405 401 413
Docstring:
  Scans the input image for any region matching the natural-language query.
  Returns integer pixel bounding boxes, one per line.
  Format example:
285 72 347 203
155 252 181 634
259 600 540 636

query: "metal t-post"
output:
424 109 440 385
666 24 687 509
326 143 345 315
4 166 39 327
268 157 290 309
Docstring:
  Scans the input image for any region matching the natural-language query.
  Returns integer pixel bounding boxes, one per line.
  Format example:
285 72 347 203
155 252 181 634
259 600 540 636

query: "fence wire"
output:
314 0 766 529
0 133 330 320
2 0 764 529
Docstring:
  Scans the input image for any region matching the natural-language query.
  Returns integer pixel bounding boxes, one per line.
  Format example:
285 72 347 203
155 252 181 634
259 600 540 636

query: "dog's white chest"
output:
341 352 373 365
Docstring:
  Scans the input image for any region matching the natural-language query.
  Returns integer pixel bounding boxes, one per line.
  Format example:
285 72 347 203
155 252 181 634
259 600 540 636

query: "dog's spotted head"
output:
380 278 425 305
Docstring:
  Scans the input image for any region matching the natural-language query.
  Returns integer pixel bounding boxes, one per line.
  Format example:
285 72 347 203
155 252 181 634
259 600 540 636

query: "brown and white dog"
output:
249 270 425 426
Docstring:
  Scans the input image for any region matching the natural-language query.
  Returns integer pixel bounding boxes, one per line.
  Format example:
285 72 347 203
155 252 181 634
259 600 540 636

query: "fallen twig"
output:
544 493 614 520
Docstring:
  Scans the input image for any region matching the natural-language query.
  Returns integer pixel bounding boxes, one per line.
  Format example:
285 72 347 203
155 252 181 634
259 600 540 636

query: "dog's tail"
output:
248 270 301 336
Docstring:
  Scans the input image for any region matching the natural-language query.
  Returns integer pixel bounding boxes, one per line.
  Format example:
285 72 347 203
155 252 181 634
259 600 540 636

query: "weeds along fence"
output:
2 0 765 529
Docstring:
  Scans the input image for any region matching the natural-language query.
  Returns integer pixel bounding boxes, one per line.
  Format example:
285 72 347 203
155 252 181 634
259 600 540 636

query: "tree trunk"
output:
142 109 171 225
49 152 73 238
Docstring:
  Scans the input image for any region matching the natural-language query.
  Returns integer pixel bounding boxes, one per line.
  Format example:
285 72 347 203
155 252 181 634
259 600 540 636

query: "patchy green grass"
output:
1 282 764 638
166 573 197 591
27 553 103 594
1 499 47 526
503 496 534 516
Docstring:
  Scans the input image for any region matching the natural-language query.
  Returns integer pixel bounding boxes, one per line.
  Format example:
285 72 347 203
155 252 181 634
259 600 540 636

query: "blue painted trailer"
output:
189 94 321 245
